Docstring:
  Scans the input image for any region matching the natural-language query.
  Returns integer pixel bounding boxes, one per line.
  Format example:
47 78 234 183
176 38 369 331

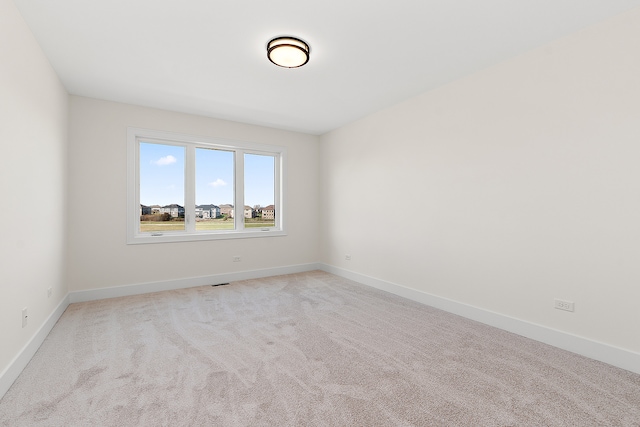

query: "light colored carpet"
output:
0 271 638 426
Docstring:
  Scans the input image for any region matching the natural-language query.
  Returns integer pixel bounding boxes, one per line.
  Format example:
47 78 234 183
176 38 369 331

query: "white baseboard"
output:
320 263 640 375
0 295 70 400
69 263 322 303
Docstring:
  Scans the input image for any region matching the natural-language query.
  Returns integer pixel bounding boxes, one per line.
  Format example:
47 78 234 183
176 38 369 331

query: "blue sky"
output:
244 153 275 207
140 142 274 207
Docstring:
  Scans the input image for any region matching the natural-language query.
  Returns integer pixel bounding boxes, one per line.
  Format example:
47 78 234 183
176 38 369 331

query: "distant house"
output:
160 204 184 218
219 204 234 218
140 204 152 215
195 207 209 219
149 205 161 214
196 204 220 219
244 206 255 219
262 205 275 220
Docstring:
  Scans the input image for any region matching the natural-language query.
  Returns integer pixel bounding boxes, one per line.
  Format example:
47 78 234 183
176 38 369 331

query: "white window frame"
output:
127 127 286 244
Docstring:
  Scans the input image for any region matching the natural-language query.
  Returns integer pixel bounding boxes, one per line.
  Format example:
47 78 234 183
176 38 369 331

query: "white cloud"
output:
153 155 177 166
208 178 227 188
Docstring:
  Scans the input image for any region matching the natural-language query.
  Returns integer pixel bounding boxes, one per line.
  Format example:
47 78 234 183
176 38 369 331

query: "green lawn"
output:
140 218 275 233
244 222 275 228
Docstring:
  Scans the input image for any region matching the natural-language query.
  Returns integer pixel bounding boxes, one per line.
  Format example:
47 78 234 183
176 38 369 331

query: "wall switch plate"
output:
554 299 575 312
47 287 52 298
22 308 28 328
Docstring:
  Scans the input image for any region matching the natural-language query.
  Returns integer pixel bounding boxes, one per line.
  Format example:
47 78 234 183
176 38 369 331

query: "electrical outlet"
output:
47 287 52 298
345 255 351 261
554 299 574 312
233 256 241 262
22 308 28 328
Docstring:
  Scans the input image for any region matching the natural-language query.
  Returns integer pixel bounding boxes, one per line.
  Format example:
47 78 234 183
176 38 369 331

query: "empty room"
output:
1 0 639 425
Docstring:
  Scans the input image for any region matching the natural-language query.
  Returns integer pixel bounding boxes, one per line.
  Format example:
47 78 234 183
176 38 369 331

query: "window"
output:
127 128 285 244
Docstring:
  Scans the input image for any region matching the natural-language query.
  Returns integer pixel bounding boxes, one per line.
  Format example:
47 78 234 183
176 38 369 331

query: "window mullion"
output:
131 137 142 237
274 153 281 229
235 149 245 231
185 145 196 233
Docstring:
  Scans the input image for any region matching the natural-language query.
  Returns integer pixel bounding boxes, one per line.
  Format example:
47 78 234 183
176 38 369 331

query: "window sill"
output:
127 229 286 245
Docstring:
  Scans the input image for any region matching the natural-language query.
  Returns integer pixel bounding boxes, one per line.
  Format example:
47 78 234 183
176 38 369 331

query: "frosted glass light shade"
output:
267 37 310 68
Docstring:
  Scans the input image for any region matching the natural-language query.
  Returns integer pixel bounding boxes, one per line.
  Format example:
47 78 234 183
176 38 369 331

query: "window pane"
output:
244 153 275 228
139 142 185 233
195 148 234 231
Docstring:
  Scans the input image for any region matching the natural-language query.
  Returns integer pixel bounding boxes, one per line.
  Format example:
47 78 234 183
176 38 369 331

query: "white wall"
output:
320 7 640 354
0 0 68 377
67 96 319 292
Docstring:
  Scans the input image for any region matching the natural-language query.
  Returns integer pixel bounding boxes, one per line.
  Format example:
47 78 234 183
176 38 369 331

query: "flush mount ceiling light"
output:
267 36 310 68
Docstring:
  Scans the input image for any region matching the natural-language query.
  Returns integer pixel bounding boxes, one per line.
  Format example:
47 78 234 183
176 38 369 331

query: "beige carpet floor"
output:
0 271 638 426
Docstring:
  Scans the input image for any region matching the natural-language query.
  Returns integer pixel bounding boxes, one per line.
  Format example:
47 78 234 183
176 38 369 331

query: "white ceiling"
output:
13 0 640 135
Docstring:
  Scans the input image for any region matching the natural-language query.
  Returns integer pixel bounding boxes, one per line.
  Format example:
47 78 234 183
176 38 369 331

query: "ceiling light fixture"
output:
267 36 310 68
